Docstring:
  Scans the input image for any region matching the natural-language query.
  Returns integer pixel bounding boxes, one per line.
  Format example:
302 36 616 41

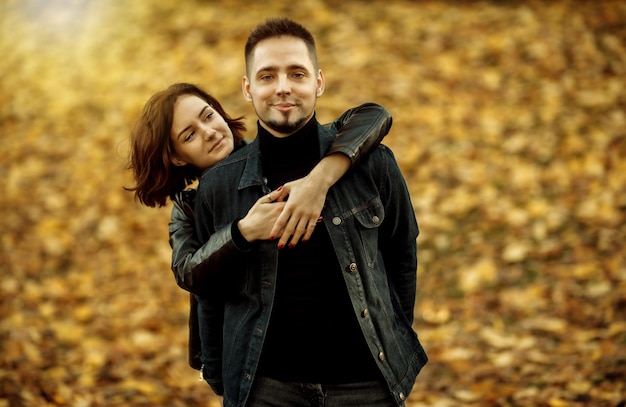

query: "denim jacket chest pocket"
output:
350 198 385 268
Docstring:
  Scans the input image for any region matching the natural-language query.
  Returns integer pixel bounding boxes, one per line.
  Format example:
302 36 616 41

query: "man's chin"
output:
267 122 301 134
265 119 304 135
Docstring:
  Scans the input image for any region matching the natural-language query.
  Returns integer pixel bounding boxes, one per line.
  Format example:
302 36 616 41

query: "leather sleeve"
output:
169 190 199 292
325 102 392 164
169 190 249 296
187 293 202 370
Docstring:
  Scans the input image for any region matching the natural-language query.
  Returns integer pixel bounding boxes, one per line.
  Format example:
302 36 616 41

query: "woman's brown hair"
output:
127 83 246 207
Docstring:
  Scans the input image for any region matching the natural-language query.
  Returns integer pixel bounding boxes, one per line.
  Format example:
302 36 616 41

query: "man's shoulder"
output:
221 142 253 165
349 143 403 180
203 143 252 175
361 143 395 163
196 142 256 195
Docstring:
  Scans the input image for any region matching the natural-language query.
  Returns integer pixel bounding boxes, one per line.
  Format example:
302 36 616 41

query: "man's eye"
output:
293 73 305 78
260 75 273 81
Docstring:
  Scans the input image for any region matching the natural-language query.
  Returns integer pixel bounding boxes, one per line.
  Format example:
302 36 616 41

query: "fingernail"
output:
289 244 295 249
317 216 323 222
269 236 275 241
277 185 283 191
277 244 284 250
302 239 308 243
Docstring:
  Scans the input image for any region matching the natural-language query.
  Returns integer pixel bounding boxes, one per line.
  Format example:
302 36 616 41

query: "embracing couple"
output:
128 17 427 407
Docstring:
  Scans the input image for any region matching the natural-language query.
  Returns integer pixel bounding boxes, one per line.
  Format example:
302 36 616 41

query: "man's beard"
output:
265 115 308 135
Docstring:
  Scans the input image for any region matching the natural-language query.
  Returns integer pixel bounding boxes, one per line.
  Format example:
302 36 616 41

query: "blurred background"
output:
1 0 625 406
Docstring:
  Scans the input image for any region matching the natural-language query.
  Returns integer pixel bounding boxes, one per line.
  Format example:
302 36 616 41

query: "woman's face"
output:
170 94 235 170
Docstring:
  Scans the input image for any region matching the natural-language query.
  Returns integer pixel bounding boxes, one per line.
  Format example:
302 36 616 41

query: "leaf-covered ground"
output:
1 0 625 406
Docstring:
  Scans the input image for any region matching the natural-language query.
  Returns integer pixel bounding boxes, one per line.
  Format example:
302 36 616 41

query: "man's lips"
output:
273 103 296 112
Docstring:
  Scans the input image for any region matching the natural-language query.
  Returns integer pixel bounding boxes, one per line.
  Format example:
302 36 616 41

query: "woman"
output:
127 83 392 378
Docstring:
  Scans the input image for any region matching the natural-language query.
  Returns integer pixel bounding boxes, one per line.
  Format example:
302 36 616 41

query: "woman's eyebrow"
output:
176 125 191 140
198 105 210 118
176 105 210 140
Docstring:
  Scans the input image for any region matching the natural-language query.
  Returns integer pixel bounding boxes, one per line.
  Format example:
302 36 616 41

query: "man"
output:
194 17 427 407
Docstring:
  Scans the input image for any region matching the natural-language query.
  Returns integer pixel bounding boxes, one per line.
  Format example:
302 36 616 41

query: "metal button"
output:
399 392 406 401
332 216 342 225
372 215 380 224
378 351 385 361
349 263 357 272
362 309 369 318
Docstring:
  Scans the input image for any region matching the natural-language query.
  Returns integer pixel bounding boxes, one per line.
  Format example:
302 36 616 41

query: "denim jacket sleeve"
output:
326 102 392 165
377 146 420 324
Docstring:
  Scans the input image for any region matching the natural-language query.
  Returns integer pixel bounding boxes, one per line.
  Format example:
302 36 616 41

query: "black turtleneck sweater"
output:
255 117 380 384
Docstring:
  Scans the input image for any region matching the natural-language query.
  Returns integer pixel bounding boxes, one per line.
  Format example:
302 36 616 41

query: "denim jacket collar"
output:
237 120 335 191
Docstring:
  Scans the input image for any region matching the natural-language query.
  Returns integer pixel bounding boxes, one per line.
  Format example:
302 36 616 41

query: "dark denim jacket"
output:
169 103 392 371
193 120 427 407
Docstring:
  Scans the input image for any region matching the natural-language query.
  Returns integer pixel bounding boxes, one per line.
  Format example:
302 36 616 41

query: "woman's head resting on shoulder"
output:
128 83 246 207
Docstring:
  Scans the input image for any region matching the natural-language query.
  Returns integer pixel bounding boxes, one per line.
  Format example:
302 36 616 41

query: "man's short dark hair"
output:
245 17 318 75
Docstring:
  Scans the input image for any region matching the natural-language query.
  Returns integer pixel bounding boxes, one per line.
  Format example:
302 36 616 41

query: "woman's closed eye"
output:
183 112 213 141
184 131 195 142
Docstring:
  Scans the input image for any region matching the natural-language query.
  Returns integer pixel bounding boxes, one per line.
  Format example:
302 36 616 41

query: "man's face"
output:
242 36 325 138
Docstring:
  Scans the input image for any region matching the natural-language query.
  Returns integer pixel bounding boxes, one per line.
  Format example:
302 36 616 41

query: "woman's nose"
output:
203 127 217 141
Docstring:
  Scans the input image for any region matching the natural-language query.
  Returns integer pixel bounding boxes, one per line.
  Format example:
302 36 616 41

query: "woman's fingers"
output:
291 219 315 247
268 179 326 248
240 193 286 242
273 185 289 202
276 215 323 249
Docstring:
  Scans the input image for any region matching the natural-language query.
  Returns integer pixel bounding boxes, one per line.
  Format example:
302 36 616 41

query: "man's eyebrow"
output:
288 64 309 71
256 65 277 74
176 105 210 140
256 64 309 74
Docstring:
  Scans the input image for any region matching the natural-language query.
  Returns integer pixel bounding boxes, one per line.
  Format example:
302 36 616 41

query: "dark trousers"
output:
246 376 399 407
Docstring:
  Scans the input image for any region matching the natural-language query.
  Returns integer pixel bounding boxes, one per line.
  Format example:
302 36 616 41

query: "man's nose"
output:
276 75 291 95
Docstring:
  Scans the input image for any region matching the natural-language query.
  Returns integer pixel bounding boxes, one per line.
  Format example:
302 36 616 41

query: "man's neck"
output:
258 116 320 189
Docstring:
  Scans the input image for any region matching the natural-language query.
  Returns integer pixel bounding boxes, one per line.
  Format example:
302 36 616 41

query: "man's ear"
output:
316 69 325 97
171 156 187 166
242 76 252 102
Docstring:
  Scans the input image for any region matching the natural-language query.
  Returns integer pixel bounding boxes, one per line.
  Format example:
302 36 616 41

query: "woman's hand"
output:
264 153 351 249
237 191 285 242
270 175 328 249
